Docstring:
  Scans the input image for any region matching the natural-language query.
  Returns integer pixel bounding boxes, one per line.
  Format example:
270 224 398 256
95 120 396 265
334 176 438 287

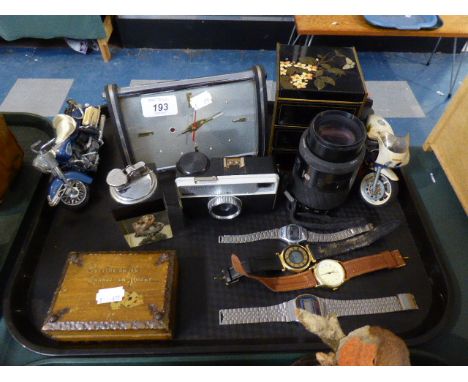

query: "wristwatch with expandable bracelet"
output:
218 223 373 244
219 292 418 325
231 249 407 292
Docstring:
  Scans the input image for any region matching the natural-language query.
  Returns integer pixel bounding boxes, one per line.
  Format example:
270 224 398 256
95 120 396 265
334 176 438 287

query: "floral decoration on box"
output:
280 49 356 90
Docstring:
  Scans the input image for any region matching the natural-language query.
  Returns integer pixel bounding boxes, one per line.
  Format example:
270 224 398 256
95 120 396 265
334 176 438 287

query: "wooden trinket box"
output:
270 44 368 165
42 251 178 341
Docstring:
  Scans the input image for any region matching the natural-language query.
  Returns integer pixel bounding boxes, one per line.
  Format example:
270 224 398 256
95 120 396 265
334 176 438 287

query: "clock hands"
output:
321 270 339 276
179 111 223 136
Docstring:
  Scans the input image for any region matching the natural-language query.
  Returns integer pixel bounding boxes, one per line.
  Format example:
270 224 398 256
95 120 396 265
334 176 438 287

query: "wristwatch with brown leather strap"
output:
231 249 407 292
216 221 401 286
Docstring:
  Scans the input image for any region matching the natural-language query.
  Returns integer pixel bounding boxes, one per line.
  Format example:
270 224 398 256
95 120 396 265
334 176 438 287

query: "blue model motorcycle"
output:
31 107 105 209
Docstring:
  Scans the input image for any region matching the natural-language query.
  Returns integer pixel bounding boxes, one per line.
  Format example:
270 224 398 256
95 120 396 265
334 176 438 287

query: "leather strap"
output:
231 254 317 291
231 250 406 292
217 254 290 286
218 222 399 285
239 255 283 273
343 250 406 280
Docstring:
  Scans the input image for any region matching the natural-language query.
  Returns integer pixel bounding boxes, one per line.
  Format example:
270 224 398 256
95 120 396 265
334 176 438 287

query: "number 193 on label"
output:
141 95 178 118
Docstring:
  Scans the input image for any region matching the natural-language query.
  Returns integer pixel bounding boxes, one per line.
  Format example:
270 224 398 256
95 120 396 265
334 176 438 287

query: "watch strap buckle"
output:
214 267 242 285
388 250 408 268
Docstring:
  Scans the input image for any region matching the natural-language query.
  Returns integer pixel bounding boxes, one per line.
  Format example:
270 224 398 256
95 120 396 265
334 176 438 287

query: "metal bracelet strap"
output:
218 228 280 243
317 293 419 317
219 301 294 325
219 224 372 244
306 223 374 243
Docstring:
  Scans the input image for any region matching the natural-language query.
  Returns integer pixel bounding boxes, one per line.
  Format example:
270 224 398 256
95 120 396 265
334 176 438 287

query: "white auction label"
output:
96 286 125 304
141 95 178 118
190 91 212 111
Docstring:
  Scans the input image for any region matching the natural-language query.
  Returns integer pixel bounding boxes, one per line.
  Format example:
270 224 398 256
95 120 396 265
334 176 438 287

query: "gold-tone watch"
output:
216 221 401 286
277 244 316 272
313 259 346 289
230 250 408 292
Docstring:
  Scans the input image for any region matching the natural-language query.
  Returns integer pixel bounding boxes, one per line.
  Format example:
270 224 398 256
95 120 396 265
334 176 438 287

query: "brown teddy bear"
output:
296 309 411 366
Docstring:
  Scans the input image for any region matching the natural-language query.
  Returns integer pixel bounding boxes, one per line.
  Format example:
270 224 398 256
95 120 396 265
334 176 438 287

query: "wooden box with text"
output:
41 251 178 341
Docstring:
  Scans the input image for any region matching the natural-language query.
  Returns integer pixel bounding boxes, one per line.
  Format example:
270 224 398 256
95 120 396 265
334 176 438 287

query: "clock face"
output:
282 245 312 272
314 259 346 288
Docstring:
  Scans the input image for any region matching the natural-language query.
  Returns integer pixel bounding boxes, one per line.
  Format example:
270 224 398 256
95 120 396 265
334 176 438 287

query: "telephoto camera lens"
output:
289 110 366 210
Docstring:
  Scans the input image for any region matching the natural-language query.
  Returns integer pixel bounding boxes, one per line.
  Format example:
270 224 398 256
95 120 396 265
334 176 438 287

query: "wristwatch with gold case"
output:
216 221 401 286
231 249 407 292
278 244 316 272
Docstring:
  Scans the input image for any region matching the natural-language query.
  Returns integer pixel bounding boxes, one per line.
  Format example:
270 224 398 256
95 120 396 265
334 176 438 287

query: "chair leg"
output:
288 24 296 45
97 16 113 63
97 40 111 63
426 37 442 66
448 39 467 98
292 33 302 46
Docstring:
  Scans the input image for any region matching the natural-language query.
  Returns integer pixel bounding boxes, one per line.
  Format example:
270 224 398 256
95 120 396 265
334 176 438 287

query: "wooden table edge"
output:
295 16 468 38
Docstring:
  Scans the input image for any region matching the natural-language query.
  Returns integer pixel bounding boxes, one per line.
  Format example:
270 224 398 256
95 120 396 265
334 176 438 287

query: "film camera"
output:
175 152 279 220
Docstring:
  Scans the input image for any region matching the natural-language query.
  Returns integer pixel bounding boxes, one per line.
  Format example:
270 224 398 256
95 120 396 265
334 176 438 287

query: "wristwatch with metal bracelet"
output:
216 220 400 285
219 292 418 325
218 223 373 244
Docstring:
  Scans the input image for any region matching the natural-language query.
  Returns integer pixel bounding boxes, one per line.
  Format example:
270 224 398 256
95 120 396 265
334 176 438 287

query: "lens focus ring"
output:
207 196 242 220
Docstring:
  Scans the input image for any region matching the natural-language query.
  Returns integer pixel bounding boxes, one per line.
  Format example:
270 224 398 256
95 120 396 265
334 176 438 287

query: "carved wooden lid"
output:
42 251 177 341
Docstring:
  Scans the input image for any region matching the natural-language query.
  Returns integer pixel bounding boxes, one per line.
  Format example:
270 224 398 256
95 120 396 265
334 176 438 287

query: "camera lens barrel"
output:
289 110 366 210
307 110 366 162
207 196 242 220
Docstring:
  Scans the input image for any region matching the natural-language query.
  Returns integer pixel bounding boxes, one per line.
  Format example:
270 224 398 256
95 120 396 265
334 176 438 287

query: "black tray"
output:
2 114 453 357
0 113 53 273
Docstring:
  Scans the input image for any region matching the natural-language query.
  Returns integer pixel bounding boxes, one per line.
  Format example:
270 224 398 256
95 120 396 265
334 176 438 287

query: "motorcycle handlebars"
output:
30 138 56 154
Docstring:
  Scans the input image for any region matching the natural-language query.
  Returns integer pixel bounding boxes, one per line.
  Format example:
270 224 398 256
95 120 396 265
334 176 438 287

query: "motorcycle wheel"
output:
359 171 398 207
60 179 90 209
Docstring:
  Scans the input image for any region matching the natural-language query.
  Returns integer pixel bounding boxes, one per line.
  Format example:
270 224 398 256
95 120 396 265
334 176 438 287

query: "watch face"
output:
295 294 321 315
314 259 346 288
281 245 313 272
288 224 301 241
